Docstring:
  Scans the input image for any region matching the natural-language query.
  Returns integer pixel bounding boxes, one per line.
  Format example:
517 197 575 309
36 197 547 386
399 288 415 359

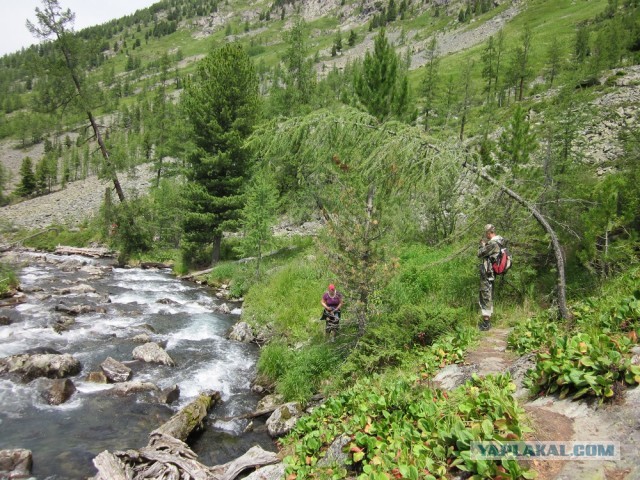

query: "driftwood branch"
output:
54 245 115 258
463 162 571 320
209 446 280 480
151 391 221 442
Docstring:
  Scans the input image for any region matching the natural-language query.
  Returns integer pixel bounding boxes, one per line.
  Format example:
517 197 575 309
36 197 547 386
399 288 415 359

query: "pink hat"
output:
328 284 335 290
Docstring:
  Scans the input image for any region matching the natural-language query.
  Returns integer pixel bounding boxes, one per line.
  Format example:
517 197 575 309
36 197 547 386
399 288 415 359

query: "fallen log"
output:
209 446 280 480
54 245 115 258
140 262 172 270
179 267 215 281
151 390 220 441
91 391 279 480
92 451 132 480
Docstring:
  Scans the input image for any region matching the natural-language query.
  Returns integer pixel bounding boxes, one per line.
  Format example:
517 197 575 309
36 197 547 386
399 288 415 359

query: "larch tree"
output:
27 0 126 202
181 43 260 266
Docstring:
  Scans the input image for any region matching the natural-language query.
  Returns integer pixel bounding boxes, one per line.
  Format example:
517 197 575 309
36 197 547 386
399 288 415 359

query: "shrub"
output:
276 343 340 403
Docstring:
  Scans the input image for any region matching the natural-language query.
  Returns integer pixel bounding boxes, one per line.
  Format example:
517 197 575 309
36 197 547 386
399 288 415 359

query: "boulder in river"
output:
86 371 108 383
0 353 81 382
0 315 12 326
131 333 152 343
156 384 181 405
0 449 32 478
54 284 97 295
111 381 159 396
55 302 96 316
100 357 132 383
266 402 303 437
40 378 77 405
132 342 175 366
228 321 254 343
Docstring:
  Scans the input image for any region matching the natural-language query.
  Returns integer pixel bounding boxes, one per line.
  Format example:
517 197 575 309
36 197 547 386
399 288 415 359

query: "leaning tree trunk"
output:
463 162 571 320
58 36 126 203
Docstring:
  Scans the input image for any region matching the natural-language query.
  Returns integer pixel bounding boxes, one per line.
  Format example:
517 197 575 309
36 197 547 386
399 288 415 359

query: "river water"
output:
0 253 275 479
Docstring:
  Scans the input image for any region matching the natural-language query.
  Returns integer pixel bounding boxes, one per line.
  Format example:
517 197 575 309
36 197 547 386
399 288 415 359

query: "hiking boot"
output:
479 318 491 331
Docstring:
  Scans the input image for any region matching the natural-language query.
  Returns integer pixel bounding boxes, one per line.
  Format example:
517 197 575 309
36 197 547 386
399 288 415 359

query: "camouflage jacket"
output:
478 235 505 273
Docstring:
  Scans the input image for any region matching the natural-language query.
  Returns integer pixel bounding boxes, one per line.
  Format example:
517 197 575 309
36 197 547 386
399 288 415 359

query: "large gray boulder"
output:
256 393 284 412
266 402 303 438
132 342 175 366
0 449 32 478
110 381 159 396
318 434 351 468
100 357 132 383
40 378 77 405
228 321 254 343
0 353 81 382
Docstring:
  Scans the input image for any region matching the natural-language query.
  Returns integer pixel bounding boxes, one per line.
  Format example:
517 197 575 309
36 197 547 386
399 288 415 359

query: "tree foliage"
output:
355 29 411 122
181 43 260 265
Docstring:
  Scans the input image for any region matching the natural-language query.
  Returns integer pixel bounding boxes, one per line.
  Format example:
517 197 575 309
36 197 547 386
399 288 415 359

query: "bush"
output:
0 263 18 295
257 341 291 381
276 343 340 403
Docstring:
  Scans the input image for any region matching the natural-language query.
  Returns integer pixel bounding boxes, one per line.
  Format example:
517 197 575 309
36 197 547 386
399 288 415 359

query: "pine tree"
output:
17 157 37 197
181 43 260 265
355 29 410 122
348 30 357 47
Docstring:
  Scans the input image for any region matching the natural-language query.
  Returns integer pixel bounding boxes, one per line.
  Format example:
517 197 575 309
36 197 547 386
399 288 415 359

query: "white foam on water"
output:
15 303 39 312
74 381 114 394
211 418 245 434
0 380 33 417
231 308 242 315
35 395 84 412
167 319 222 346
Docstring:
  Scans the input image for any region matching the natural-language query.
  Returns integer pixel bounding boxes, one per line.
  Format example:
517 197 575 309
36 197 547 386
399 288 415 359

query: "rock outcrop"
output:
0 449 33 479
132 342 175 366
266 402 303 437
100 357 132 383
0 353 81 382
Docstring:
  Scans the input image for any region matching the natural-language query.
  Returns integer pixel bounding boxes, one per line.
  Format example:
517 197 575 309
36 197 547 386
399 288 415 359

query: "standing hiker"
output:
477 224 506 331
321 284 343 341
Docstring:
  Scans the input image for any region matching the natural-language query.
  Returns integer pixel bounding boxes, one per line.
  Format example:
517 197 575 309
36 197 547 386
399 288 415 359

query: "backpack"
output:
492 245 512 275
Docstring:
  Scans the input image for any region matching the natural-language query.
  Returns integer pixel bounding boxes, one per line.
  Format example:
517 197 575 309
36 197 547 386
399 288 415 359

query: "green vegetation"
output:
0 263 18 295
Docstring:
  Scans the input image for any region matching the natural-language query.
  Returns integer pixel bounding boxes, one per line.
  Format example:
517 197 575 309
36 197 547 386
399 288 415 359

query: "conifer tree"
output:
497 105 537 172
421 37 439 131
17 157 37 197
27 0 126 202
237 171 279 279
181 43 260 265
355 29 410 122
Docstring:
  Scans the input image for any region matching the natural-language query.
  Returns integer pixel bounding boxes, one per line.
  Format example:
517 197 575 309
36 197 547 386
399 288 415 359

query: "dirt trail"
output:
456 327 639 480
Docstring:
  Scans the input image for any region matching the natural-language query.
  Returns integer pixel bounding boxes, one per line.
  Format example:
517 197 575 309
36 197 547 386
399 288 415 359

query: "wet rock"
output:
41 378 76 405
0 449 32 478
54 284 97 295
111 381 159 396
228 321 254 343
157 384 180 404
266 402 302 438
156 298 178 305
132 333 152 343
257 393 284 412
86 371 108 383
100 357 132 383
139 324 156 333
53 316 76 333
55 302 96 316
0 315 11 326
217 303 231 314
231 307 242 315
318 434 351 468
0 353 81 382
242 462 285 480
132 342 175 366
